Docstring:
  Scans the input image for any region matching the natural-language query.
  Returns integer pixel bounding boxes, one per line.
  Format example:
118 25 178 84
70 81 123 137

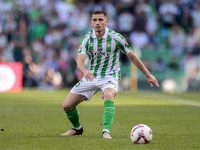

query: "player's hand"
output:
146 74 160 88
83 70 95 81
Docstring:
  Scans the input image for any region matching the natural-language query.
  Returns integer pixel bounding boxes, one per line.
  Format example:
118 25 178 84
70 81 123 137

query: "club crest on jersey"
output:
89 50 111 57
107 43 111 48
78 45 82 52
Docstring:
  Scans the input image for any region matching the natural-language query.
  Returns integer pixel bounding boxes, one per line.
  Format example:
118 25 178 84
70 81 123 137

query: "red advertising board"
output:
0 63 23 93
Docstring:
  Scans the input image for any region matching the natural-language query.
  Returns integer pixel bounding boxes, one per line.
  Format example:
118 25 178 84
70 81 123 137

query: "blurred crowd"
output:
0 0 200 90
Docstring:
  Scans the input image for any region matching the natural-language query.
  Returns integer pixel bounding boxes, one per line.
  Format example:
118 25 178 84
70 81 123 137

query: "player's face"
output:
91 14 108 33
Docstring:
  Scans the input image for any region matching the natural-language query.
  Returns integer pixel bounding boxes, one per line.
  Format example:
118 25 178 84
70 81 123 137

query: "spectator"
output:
54 0 75 23
67 5 89 33
168 56 179 71
176 0 193 33
94 0 116 19
129 29 149 49
3 12 17 42
158 0 178 28
116 0 136 15
0 55 8 63
12 27 27 62
191 3 200 28
192 42 200 56
0 25 7 51
29 17 47 41
134 6 147 32
168 23 185 56
181 52 197 90
46 8 62 28
151 57 166 72
181 52 197 79
0 0 13 14
117 10 135 35
186 28 198 52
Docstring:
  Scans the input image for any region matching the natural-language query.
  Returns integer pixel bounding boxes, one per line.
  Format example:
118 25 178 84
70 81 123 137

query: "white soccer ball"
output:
130 124 153 144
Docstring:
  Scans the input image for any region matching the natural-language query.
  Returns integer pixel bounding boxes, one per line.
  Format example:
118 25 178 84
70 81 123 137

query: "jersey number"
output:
75 80 83 87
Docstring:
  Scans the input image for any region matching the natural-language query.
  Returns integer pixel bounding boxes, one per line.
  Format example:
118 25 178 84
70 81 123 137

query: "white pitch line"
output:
137 90 200 107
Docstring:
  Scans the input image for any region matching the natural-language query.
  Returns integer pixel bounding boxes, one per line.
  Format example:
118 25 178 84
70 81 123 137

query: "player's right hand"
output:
84 70 95 81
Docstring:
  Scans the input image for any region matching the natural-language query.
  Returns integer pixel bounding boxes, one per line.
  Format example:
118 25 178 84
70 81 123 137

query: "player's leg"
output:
61 93 87 136
98 78 118 139
102 88 116 139
62 77 99 136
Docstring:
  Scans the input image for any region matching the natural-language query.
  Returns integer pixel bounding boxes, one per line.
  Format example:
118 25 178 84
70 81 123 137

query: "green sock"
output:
65 107 81 128
103 100 115 132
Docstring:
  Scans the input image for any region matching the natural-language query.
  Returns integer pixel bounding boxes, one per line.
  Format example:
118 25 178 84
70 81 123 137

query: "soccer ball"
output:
130 124 153 144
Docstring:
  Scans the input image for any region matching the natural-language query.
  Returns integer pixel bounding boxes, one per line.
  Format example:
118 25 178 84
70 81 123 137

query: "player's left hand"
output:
146 74 160 87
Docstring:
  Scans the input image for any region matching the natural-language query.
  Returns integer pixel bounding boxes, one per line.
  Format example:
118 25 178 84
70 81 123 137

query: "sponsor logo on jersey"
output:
89 50 111 57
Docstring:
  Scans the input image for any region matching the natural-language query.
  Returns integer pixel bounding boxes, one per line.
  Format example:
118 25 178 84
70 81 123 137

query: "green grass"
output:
0 89 200 150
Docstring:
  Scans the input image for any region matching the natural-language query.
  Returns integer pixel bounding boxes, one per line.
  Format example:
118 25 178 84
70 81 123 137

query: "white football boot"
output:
61 127 83 136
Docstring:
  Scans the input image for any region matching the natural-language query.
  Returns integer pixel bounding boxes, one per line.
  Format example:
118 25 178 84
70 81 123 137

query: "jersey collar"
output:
92 27 108 39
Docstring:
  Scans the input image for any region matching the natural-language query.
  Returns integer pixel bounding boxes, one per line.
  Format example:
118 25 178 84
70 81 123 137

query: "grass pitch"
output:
0 89 200 150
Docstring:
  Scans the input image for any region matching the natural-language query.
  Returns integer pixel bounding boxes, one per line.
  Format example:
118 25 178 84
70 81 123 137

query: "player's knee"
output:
104 93 114 100
62 102 73 111
104 89 116 100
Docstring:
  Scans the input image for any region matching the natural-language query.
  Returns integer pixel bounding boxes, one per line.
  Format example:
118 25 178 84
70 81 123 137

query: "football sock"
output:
103 100 115 132
65 107 81 128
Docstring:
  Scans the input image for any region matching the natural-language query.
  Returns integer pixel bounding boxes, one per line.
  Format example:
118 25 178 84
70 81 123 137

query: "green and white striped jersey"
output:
78 27 132 81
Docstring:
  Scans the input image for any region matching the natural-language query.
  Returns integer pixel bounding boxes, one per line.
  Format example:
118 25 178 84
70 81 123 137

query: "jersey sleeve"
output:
77 36 89 55
117 35 132 55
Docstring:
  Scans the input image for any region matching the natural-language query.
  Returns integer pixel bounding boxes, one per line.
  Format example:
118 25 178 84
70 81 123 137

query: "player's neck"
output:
95 29 105 40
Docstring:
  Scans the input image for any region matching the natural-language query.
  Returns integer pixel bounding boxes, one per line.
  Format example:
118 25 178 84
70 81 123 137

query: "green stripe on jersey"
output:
101 35 112 78
118 41 126 54
89 37 94 71
111 39 119 71
118 70 121 81
113 70 116 78
108 29 132 53
93 38 103 77
85 40 89 55
78 31 91 54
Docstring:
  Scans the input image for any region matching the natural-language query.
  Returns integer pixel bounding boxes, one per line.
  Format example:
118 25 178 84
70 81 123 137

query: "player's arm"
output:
77 54 95 81
127 51 160 87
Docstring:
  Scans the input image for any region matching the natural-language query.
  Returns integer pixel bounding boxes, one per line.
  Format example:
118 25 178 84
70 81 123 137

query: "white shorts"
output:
70 77 119 100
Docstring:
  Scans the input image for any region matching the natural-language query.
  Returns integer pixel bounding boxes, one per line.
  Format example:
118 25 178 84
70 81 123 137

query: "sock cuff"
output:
65 107 77 115
104 100 114 107
102 129 110 133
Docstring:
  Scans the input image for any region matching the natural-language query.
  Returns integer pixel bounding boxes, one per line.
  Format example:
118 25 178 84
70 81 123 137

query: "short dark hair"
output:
92 10 107 18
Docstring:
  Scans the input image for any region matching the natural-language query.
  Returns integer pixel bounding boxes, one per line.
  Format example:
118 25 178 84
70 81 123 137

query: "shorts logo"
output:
107 81 116 89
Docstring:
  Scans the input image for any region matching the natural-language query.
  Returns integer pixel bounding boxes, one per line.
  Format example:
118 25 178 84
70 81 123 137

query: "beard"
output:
96 30 102 33
96 27 104 33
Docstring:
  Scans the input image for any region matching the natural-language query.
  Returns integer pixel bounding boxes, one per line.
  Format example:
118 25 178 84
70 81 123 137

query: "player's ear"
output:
105 19 108 25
